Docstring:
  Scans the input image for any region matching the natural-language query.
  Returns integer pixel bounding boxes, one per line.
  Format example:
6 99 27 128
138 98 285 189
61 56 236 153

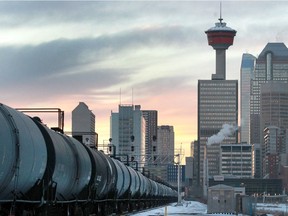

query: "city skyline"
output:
1 1 288 157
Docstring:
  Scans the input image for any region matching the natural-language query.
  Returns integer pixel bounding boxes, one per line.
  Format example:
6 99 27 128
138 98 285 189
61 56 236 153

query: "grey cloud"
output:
0 1 224 29
104 25 200 50
0 24 197 102
1 1 287 29
0 39 131 101
0 40 93 81
35 68 130 98
0 2 167 27
0 24 198 81
1 67 130 104
0 2 99 27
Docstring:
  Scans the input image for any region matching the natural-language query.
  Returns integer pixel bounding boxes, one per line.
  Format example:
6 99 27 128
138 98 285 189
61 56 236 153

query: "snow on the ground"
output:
131 200 288 216
132 200 236 215
256 202 288 215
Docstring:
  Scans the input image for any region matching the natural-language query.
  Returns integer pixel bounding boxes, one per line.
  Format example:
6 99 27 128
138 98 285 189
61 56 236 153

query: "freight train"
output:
0 103 177 215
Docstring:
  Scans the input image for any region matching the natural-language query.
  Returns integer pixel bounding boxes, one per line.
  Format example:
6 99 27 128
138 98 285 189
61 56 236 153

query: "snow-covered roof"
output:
209 184 234 190
206 21 236 32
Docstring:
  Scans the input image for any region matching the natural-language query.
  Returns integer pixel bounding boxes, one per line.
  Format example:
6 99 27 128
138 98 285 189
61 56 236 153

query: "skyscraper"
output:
250 43 288 145
261 82 288 177
110 104 146 169
72 102 97 148
249 43 288 177
197 16 238 190
198 81 238 182
240 53 256 143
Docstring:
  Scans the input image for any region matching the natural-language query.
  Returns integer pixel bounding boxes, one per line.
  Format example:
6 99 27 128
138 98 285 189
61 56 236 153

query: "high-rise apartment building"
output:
110 104 146 169
72 102 97 148
156 125 175 164
142 110 158 164
250 43 288 145
240 53 256 143
197 16 238 191
143 125 174 181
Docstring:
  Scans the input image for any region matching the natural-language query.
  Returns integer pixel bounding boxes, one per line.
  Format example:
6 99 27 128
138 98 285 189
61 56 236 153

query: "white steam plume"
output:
207 124 238 146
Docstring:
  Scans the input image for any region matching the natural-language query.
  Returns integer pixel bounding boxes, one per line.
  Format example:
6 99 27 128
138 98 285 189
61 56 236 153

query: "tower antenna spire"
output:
119 88 122 105
132 88 134 105
219 2 223 23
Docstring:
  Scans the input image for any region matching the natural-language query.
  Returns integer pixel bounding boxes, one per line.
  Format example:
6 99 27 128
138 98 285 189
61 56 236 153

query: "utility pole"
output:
176 153 182 206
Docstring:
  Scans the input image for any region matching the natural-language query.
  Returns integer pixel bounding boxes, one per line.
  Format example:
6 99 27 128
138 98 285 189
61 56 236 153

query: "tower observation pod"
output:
205 17 236 80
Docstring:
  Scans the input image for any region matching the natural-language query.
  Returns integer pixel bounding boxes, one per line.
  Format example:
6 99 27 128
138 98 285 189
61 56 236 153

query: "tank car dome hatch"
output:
32 116 42 122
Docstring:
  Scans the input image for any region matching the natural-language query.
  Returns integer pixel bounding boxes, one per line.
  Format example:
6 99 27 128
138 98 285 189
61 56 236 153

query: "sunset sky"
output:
1 1 288 160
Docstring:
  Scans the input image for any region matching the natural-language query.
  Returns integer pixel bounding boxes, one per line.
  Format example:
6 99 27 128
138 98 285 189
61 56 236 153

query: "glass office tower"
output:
240 53 256 143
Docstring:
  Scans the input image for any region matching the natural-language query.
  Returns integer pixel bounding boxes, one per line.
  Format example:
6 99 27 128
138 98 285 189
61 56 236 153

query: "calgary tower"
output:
205 14 236 80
